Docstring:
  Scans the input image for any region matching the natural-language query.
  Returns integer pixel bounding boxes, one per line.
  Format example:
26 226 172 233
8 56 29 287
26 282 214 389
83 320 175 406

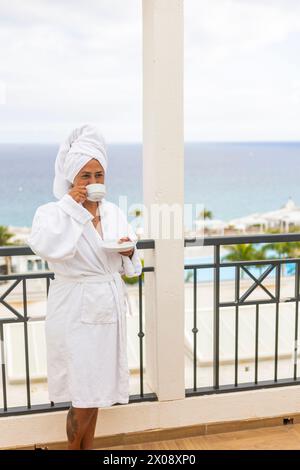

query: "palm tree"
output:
222 243 269 278
262 241 300 276
198 209 213 220
131 208 142 218
0 225 15 275
253 245 272 275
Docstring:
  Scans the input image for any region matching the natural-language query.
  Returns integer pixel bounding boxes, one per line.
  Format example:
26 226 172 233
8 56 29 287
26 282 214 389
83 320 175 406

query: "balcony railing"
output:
0 241 156 417
185 233 300 397
2 233 300 418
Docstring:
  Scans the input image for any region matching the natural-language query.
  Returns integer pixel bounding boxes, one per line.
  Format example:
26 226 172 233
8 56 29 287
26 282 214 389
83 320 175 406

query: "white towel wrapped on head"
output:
53 124 108 199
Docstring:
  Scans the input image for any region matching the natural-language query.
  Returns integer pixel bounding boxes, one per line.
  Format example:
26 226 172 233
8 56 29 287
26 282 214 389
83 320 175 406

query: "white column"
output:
142 0 185 401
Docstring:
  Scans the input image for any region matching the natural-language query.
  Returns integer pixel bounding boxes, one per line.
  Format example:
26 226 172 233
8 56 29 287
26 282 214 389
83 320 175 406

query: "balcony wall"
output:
2 386 300 448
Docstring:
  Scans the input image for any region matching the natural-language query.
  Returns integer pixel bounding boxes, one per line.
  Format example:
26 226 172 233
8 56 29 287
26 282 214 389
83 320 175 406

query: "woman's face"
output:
73 158 105 187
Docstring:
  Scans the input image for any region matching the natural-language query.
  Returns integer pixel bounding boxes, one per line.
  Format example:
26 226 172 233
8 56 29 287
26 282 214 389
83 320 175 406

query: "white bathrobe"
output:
27 194 142 408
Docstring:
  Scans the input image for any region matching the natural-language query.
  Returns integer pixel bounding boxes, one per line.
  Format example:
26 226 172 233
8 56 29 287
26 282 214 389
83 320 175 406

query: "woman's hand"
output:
118 237 134 258
68 185 87 204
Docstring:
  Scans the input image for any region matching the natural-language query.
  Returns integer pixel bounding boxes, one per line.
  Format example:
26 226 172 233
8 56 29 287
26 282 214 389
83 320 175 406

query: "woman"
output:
27 124 142 450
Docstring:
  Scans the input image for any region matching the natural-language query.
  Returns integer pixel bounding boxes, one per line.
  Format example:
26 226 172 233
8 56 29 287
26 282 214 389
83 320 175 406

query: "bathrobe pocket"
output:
81 282 117 324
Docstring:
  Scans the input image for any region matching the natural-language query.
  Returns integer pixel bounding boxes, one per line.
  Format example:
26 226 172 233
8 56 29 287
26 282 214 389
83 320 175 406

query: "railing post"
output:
213 245 220 390
294 261 299 380
0 323 7 412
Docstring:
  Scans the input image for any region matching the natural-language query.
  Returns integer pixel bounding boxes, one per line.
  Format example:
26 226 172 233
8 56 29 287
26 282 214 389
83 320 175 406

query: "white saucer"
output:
102 241 135 253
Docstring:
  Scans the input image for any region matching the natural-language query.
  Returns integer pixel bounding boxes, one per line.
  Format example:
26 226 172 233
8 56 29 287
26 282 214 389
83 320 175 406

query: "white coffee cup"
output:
86 183 106 202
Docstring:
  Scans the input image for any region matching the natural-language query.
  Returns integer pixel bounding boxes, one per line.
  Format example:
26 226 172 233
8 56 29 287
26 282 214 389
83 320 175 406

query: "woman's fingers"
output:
68 185 87 203
121 250 133 256
118 237 131 243
117 237 134 256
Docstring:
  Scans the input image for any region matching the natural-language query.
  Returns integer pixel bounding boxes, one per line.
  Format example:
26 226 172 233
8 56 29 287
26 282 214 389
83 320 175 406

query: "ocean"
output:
0 142 300 228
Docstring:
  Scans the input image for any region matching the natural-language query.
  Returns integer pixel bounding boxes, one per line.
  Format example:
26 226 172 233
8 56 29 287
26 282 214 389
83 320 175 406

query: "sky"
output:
0 0 299 143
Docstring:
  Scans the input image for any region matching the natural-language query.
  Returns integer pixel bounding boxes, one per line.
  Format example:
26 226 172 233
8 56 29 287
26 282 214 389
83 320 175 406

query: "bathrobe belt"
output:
53 272 133 317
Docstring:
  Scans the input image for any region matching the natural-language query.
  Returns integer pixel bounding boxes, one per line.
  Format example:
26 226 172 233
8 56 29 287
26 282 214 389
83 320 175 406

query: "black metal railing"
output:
185 233 300 397
0 241 155 417
3 232 300 417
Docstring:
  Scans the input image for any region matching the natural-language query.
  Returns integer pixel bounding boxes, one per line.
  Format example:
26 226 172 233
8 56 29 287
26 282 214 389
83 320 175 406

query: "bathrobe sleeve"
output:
27 194 93 262
117 208 143 278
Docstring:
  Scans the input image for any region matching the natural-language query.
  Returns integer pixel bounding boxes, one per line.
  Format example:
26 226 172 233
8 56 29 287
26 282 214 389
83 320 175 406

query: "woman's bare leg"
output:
80 408 99 450
66 406 98 450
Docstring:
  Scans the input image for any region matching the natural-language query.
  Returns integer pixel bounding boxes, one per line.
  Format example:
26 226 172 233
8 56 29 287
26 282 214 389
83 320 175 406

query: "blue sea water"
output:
0 141 300 228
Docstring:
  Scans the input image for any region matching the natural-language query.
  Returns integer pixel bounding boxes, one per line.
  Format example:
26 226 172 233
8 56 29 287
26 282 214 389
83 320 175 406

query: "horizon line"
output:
0 139 300 145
